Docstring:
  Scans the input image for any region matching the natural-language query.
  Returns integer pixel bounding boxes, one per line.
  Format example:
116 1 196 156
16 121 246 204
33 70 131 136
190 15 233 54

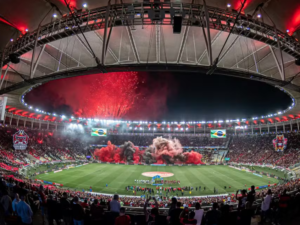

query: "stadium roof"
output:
1 0 300 124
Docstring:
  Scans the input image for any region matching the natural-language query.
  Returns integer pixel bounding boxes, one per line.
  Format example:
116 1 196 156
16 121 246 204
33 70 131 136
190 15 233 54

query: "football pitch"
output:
35 164 278 196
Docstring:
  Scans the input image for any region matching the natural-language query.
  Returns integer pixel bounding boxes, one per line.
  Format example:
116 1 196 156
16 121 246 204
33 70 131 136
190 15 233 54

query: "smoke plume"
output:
120 141 136 163
94 138 204 165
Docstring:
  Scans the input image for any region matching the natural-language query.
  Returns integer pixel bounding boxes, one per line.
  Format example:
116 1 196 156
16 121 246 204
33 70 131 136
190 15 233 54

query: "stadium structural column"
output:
252 125 253 134
290 121 292 131
297 121 299 131
275 123 277 133
3 112 6 126
259 125 261 134
39 121 41 130
268 124 270 133
31 120 33 129
283 123 285 133
16 117 19 127
55 123 57 131
47 121 49 130
24 118 26 128
235 127 236 135
9 114 13 126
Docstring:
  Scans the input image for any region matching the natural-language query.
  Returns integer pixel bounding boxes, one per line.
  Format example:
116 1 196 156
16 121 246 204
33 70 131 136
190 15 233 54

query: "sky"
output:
25 72 292 121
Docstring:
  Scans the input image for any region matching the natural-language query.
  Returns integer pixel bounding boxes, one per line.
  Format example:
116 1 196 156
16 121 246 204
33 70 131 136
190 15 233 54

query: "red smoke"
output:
94 139 204 164
94 141 115 162
94 141 141 163
113 149 122 163
183 151 205 165
133 146 143 163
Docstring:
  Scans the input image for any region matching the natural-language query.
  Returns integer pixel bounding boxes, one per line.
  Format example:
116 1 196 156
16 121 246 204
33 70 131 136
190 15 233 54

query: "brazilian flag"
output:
211 130 226 138
91 128 107 136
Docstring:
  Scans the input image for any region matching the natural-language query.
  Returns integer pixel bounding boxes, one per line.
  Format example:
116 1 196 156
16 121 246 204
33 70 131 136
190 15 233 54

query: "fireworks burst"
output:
75 72 139 118
25 71 173 120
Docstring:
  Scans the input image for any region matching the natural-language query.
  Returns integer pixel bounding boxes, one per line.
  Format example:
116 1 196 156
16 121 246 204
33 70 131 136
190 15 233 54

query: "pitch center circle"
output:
142 172 174 177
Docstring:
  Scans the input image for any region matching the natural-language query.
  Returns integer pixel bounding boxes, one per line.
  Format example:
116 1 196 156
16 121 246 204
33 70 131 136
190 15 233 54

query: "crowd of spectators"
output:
0 127 87 173
1 126 300 223
227 132 300 167
0 173 300 224
2 126 300 172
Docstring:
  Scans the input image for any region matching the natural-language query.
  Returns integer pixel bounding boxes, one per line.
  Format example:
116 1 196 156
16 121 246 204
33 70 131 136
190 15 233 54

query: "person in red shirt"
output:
181 211 197 225
80 199 89 209
115 207 131 225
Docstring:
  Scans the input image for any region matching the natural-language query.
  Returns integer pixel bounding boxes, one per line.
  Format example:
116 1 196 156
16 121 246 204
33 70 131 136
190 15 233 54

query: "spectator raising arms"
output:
144 197 160 225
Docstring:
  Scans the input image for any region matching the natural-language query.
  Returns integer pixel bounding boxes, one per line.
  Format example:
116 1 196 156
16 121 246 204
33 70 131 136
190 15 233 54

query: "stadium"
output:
1 0 300 225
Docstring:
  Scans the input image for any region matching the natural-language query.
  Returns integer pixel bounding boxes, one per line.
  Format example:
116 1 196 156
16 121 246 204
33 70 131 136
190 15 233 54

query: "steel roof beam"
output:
0 63 10 90
93 31 119 63
231 44 268 68
197 31 221 64
4 2 300 65
126 26 140 63
47 43 86 68
32 45 46 78
269 46 285 81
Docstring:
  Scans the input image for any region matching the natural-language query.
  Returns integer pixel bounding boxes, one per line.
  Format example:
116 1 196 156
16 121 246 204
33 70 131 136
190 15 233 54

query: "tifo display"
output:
273 134 288 152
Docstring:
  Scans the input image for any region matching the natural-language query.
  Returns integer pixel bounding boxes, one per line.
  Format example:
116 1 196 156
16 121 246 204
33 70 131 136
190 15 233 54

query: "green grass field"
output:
35 164 278 196
244 166 286 178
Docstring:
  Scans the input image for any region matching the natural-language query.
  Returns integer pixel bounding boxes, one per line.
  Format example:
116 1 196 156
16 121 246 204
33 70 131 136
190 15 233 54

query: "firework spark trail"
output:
81 72 139 118
26 72 174 120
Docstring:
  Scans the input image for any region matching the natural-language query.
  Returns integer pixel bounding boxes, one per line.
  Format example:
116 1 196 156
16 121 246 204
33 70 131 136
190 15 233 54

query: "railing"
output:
3 2 300 64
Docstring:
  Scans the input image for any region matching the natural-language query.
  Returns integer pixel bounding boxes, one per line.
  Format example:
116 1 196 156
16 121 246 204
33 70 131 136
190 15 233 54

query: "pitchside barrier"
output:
84 191 228 199
97 161 224 166
229 163 286 180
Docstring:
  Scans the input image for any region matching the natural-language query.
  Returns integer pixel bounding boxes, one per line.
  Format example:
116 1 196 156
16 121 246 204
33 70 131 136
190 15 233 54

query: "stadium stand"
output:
1 126 300 224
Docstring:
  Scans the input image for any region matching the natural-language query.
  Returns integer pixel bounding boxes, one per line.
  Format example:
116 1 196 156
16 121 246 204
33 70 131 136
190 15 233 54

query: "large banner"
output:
273 135 287 152
0 96 7 121
91 128 107 136
13 130 29 150
211 130 226 138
